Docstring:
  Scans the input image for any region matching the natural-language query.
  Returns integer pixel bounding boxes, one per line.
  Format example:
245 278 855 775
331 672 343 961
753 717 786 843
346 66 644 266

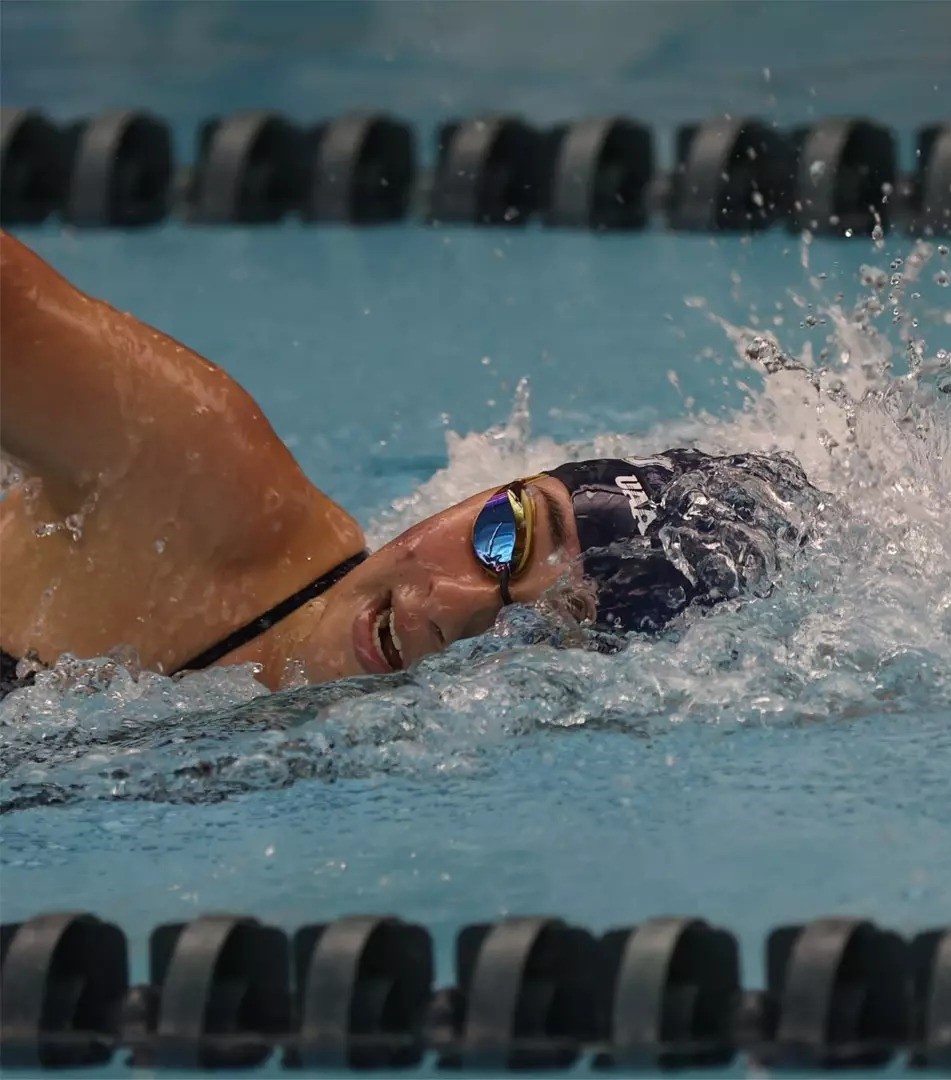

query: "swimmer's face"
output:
294 476 585 681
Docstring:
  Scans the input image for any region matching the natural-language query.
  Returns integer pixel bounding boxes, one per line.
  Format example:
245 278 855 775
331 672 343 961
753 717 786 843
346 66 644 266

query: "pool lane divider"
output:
1 911 948 1071
2 108 949 236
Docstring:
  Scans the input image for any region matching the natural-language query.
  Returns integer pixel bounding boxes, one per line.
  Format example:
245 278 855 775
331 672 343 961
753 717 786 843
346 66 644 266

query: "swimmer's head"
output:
291 460 680 682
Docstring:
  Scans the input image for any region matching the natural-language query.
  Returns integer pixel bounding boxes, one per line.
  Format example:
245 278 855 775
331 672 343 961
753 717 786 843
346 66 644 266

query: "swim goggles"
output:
471 478 538 605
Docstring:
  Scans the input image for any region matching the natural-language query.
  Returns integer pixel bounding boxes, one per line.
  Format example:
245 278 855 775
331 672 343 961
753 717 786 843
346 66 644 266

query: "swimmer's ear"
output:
558 583 597 627
538 578 597 630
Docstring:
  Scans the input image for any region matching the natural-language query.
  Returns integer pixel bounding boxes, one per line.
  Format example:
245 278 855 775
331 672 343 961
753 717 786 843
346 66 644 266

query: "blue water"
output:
2 4 950 1077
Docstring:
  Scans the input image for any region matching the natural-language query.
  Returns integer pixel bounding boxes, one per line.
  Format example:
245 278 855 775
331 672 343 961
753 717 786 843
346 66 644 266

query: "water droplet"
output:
935 270 950 287
809 160 826 182
938 244 949 258
64 514 84 541
844 228 853 238
860 265 887 290
154 539 167 554
890 258 904 270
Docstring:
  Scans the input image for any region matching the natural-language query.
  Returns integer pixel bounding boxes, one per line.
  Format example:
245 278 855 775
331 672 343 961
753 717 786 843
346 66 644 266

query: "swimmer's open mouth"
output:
353 595 407 675
373 601 404 671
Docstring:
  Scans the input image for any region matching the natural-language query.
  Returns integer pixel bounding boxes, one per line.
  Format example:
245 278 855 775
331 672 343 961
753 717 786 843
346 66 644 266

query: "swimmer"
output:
0 232 820 697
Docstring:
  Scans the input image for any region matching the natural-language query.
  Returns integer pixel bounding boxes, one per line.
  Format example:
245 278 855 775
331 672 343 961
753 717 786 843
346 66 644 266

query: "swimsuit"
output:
0 551 367 700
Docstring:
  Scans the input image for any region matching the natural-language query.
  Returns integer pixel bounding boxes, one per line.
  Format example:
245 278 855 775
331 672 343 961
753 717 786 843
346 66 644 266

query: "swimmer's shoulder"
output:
0 231 365 572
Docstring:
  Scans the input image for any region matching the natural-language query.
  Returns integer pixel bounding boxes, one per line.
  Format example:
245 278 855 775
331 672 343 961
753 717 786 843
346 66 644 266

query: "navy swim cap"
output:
546 449 819 636
546 455 704 634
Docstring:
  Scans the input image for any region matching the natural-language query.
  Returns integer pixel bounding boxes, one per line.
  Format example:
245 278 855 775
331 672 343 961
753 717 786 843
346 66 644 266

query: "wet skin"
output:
1 233 589 689
265 476 585 684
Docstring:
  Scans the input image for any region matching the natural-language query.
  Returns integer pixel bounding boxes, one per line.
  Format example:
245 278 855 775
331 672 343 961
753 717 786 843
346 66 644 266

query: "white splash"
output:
367 237 951 733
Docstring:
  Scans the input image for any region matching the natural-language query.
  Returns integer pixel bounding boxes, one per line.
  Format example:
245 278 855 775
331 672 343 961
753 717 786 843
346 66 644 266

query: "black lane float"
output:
429 115 543 226
1 108 948 235
1 910 949 1071
543 117 654 230
667 116 789 231
299 113 416 224
0 110 65 225
188 110 304 224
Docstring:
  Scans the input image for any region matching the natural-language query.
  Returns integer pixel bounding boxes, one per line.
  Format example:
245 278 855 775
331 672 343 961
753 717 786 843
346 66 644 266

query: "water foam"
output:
2 241 949 810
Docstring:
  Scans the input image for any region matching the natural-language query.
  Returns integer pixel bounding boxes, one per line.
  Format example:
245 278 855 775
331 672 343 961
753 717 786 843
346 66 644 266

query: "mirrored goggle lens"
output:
472 489 521 574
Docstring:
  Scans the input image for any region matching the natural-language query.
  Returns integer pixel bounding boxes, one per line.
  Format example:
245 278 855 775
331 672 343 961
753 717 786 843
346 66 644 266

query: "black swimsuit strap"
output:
173 550 369 675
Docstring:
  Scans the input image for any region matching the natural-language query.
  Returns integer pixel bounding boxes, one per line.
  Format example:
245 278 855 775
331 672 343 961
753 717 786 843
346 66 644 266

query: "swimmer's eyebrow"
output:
536 485 568 551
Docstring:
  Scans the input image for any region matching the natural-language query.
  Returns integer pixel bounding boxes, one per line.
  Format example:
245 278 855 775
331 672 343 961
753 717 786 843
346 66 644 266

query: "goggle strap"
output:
498 568 514 607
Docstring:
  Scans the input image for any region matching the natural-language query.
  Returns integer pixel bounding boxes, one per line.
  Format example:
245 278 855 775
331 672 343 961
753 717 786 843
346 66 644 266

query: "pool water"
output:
1 3 950 1077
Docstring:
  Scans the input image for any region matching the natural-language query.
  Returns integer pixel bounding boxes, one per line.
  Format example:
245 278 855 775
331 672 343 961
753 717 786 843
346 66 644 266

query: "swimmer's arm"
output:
0 230 245 486
0 231 364 558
